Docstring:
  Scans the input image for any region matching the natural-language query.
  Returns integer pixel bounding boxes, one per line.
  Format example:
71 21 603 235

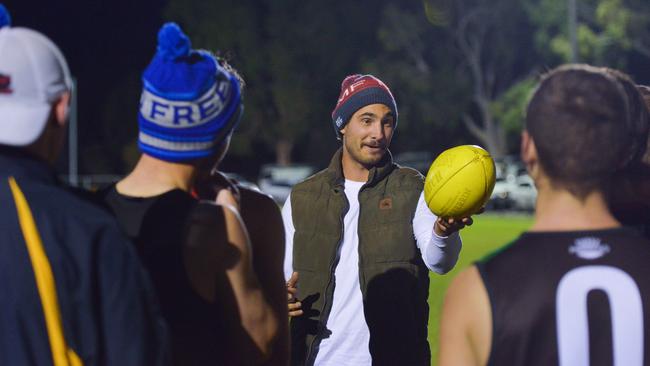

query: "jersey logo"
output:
568 237 611 260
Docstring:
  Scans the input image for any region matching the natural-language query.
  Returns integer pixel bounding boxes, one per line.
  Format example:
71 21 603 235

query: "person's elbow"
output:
241 300 281 359
428 260 455 275
425 244 462 275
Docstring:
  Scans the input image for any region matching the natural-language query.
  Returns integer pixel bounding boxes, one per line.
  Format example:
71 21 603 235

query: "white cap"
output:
0 27 72 146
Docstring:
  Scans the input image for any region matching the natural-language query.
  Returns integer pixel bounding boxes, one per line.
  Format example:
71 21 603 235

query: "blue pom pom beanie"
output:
138 22 243 162
0 4 11 28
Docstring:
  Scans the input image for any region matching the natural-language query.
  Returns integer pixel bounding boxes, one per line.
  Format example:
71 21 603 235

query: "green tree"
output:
526 0 650 66
422 0 539 158
366 2 474 156
490 77 537 153
164 0 386 166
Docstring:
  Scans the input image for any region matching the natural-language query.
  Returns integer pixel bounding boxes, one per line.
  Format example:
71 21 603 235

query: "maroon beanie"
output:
331 74 398 139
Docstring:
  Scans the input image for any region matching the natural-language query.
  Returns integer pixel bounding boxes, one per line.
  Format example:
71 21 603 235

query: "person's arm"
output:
217 189 279 356
281 194 303 317
438 265 492 366
97 223 170 366
412 192 463 274
184 189 278 362
238 186 290 366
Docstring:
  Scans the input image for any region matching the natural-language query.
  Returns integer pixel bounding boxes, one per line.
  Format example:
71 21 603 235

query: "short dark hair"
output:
526 65 632 199
601 68 649 165
635 85 650 165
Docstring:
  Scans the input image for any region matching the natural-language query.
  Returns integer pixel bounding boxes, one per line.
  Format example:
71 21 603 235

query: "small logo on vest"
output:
569 237 610 260
379 197 392 210
0 73 12 94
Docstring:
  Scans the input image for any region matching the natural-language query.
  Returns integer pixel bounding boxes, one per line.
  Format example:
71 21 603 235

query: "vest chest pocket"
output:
359 191 421 263
363 191 415 225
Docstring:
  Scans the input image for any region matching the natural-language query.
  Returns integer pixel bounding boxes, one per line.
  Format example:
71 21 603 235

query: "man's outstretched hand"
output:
434 207 484 236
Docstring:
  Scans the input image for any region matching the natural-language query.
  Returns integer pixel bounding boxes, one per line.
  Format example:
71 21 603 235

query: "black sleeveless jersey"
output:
101 186 226 365
477 228 650 366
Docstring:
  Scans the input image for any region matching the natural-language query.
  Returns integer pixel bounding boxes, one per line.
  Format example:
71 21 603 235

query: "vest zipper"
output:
305 187 349 366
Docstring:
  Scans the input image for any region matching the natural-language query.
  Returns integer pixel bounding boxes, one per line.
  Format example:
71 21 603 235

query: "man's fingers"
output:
287 286 298 299
437 218 450 229
287 271 299 288
461 217 473 226
289 309 304 317
289 301 303 317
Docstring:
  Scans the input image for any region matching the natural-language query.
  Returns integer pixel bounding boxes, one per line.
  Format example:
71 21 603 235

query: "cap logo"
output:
0 73 12 94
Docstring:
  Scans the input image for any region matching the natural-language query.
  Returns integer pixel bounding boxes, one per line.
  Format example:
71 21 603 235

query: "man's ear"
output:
53 91 71 127
521 130 538 174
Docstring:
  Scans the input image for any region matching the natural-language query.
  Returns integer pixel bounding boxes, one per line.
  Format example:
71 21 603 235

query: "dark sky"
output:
3 0 168 173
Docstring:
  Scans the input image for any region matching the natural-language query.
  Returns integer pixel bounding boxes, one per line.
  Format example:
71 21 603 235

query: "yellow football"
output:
424 145 496 218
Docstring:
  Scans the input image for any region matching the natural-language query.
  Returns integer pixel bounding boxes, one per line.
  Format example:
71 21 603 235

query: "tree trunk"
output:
463 114 506 159
275 140 293 166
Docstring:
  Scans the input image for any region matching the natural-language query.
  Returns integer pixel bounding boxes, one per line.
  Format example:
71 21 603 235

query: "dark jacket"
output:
0 151 168 366
290 149 430 366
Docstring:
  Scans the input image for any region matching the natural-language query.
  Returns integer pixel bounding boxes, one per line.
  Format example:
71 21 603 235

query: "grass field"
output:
427 213 534 365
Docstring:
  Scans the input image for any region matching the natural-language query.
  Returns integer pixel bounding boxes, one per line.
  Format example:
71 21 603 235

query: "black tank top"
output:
477 228 650 366
102 186 225 365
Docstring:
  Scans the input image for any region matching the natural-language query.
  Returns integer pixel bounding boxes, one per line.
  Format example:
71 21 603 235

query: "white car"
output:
258 164 317 203
509 174 537 211
488 174 537 211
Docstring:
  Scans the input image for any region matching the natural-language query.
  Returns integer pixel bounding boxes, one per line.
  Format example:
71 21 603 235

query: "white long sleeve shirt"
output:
282 180 462 366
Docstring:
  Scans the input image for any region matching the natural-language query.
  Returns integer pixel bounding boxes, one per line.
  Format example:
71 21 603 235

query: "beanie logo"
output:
140 79 231 128
335 116 343 128
0 73 12 94
337 79 367 103
335 76 393 109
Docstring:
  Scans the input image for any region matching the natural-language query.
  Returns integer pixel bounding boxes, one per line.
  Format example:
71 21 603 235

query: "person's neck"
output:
341 149 370 182
531 183 620 232
116 154 197 197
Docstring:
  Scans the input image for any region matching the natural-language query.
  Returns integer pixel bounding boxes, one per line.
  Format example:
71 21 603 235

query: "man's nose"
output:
369 121 385 140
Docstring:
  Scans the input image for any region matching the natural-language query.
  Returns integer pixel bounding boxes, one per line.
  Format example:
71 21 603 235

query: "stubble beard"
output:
345 139 385 169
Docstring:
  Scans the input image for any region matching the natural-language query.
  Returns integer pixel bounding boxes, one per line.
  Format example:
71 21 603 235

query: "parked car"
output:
258 164 317 203
509 174 537 211
488 177 514 210
488 174 537 212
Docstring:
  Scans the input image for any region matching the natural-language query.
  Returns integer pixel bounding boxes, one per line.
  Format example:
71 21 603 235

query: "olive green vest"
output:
290 148 430 366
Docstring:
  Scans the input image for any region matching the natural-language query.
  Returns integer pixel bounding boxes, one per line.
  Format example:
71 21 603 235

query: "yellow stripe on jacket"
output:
8 177 82 366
